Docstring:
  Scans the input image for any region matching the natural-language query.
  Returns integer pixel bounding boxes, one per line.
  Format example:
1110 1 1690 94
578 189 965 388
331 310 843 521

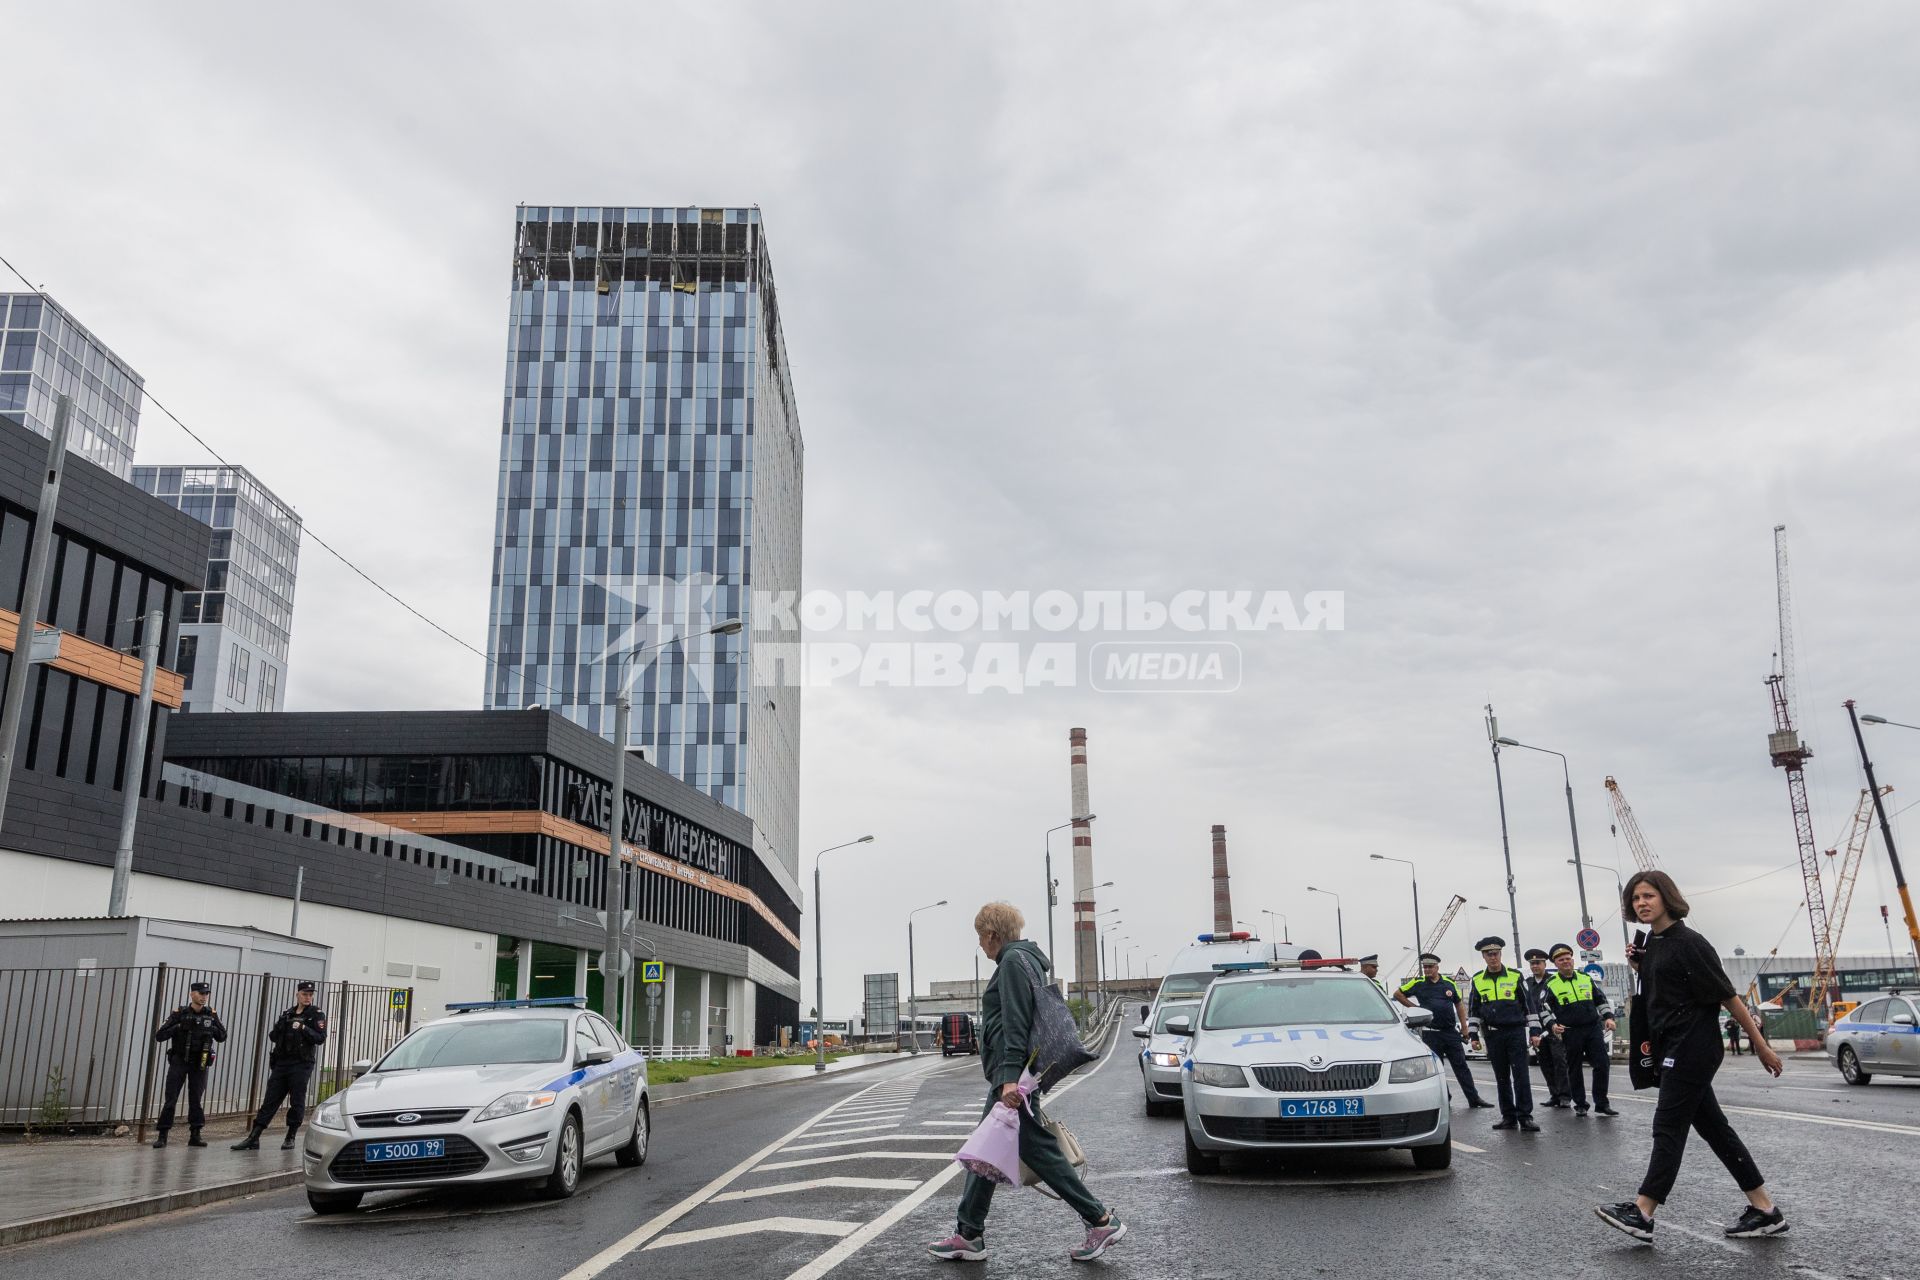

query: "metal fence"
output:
0 964 413 1138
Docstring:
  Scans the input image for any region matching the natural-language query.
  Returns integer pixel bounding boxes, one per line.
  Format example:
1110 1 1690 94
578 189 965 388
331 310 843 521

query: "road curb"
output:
0 1169 304 1249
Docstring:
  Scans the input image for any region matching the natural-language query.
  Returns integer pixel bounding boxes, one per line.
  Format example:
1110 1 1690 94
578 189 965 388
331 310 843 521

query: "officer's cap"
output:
1358 954 1379 965
1473 936 1505 952
1523 948 1550 962
1548 944 1575 960
1419 952 1442 964
189 982 211 995
296 980 315 992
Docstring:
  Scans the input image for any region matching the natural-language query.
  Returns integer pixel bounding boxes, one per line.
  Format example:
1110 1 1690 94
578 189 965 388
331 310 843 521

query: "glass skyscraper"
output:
0 293 144 479
132 464 302 713
484 206 802 878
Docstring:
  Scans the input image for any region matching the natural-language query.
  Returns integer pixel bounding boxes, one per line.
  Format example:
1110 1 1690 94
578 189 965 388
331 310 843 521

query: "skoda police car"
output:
1135 999 1200 1116
1827 990 1920 1085
1173 959 1452 1174
303 998 648 1214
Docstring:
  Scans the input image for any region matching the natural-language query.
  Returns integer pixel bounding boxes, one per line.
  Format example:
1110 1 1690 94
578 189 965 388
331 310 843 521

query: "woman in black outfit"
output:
1595 870 1789 1244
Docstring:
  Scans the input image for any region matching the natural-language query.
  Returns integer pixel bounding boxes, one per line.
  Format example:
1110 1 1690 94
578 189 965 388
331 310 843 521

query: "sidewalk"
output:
0 1052 906 1249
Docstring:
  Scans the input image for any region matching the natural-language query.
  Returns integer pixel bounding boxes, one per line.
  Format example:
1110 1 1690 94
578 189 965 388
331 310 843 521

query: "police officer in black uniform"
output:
152 982 226 1148
1468 937 1537 1131
1523 947 1571 1108
233 980 328 1150
1539 944 1617 1116
1358 955 1386 996
1396 951 1494 1109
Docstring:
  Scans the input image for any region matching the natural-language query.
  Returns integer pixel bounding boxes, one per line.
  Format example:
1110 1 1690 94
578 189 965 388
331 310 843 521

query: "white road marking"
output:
943 1110 980 1117
1652 1218 1744 1255
825 1106 911 1118
645 1217 859 1250
760 1150 960 1172
782 1134 966 1153
1608 1092 1920 1136
919 1120 976 1127
712 1177 922 1203
1451 1140 1486 1153
806 1123 901 1137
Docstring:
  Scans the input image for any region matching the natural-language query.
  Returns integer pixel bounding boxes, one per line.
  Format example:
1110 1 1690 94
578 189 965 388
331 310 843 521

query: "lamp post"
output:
1569 860 1631 958
1095 907 1120 1010
906 900 947 1054
1043 815 1094 968
1484 705 1523 957
1261 909 1289 944
1495 735 1591 935
814 835 877 1072
602 618 742 1036
1369 854 1421 962
1306 886 1344 957
1850 705 1920 968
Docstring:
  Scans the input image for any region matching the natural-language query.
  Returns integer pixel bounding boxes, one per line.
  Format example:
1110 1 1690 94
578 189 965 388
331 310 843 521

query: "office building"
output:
132 464 302 712
483 206 803 877
0 293 144 480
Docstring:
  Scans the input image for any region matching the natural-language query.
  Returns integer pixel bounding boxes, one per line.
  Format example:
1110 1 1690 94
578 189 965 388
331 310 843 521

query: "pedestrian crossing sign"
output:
389 990 409 1010
641 961 665 984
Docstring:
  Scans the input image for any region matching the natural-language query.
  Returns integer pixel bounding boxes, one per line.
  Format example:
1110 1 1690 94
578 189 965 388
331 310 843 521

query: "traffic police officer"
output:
1468 938 1537 1131
1523 947 1571 1108
234 980 328 1150
1396 952 1494 1109
152 981 226 1148
1358 955 1386 995
1540 944 1617 1116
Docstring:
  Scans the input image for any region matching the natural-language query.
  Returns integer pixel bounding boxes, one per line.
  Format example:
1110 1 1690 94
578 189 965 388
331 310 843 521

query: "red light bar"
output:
1195 931 1254 943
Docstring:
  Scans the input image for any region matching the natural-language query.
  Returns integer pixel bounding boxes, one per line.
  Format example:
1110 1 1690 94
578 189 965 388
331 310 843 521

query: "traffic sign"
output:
1576 927 1602 951
641 960 664 984
389 989 409 1010
1582 963 1606 981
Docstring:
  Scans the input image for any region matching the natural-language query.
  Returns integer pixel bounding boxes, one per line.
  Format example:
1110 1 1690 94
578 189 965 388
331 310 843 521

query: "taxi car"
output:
303 997 648 1214
1827 991 1920 1085
1172 962 1451 1174
1134 999 1200 1117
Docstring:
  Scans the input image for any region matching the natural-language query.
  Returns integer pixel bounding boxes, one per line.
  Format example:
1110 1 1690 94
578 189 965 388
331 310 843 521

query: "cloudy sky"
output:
8 3 1920 1019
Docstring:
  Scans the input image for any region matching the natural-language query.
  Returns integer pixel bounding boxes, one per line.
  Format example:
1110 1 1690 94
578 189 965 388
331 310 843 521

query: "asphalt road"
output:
4 1035 1913 1280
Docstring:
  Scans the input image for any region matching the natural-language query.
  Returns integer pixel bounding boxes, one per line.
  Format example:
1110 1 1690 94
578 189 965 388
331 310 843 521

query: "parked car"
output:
939 1012 978 1056
1827 992 1920 1085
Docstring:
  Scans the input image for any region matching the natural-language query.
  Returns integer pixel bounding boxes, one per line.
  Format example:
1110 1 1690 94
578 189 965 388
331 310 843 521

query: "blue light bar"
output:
1196 931 1253 943
1211 961 1268 972
445 997 588 1012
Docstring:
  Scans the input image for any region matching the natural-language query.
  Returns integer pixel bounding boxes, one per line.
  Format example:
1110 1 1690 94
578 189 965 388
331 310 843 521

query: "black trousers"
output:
1560 1022 1610 1109
1637 1031 1764 1204
1421 1029 1484 1104
1534 1031 1570 1102
252 1061 314 1132
1484 1026 1534 1119
157 1058 208 1133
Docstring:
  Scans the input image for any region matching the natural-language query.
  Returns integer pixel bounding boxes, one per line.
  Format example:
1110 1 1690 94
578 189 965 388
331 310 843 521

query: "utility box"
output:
0 916 330 981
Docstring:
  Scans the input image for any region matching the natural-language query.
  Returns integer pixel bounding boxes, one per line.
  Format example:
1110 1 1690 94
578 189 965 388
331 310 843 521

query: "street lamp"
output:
1043 814 1095 967
814 835 877 1072
601 618 744 1035
1306 886 1344 957
1495 735 1592 935
1484 705 1523 957
1262 909 1289 944
1369 854 1421 962
1861 714 1920 731
1077 880 1114 1000
906 900 947 1054
1095 907 1120 1008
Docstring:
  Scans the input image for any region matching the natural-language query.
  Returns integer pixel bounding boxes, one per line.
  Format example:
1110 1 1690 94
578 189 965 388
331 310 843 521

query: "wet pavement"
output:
2 1032 1911 1279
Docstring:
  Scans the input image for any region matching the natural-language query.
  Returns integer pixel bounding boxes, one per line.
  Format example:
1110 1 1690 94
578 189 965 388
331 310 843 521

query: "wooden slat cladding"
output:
368 809 801 951
0 609 185 709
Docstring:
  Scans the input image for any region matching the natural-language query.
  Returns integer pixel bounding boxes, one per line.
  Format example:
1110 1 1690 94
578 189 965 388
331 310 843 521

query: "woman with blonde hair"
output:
928 901 1126 1264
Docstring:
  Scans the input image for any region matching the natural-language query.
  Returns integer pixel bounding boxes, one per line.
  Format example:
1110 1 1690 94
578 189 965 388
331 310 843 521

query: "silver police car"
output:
303 998 648 1214
1827 991 1920 1085
1134 999 1200 1117
1173 964 1451 1174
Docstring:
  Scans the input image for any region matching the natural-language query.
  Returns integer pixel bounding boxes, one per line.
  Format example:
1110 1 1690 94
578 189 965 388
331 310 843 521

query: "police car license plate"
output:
1280 1097 1364 1118
363 1139 445 1162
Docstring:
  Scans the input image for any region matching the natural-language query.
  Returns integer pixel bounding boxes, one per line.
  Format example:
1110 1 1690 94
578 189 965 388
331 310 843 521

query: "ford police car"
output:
1170 961 1451 1174
1827 991 1920 1085
302 997 648 1214
1134 999 1200 1117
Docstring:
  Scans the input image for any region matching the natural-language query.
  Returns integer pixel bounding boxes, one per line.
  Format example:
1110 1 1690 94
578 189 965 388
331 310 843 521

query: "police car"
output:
1827 991 1920 1085
1134 999 1200 1117
302 997 648 1214
1171 960 1451 1174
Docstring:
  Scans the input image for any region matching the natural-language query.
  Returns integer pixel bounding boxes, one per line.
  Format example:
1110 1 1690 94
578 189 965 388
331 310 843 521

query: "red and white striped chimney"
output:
1069 728 1097 998
1211 824 1233 936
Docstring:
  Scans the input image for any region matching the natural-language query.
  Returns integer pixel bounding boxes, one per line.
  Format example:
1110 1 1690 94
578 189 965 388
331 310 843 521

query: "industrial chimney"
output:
1211 824 1233 935
1069 728 1098 1000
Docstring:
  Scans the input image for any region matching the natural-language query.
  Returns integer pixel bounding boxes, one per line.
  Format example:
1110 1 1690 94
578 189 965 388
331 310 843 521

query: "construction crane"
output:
1405 895 1467 977
1809 786 1892 1016
1765 525 1832 1022
1603 777 1659 873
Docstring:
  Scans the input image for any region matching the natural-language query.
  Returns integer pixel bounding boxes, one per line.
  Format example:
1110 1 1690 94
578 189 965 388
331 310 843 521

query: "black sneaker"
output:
1596 1202 1654 1243
1468 1098 1495 1109
1725 1206 1788 1238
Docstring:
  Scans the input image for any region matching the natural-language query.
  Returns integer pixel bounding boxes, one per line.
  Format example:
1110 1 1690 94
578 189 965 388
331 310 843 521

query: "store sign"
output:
561 773 736 880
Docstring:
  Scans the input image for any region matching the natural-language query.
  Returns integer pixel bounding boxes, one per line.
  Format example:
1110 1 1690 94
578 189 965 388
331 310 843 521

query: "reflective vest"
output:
1472 968 1529 1027
1546 972 1597 1006
1473 970 1521 1003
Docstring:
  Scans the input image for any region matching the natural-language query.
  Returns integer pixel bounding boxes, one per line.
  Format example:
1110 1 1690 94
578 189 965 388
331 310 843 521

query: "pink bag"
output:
953 1073 1036 1185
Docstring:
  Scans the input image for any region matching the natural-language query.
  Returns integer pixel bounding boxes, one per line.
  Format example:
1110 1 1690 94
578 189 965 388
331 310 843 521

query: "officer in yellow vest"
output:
1540 943 1618 1117
1468 937 1537 1131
